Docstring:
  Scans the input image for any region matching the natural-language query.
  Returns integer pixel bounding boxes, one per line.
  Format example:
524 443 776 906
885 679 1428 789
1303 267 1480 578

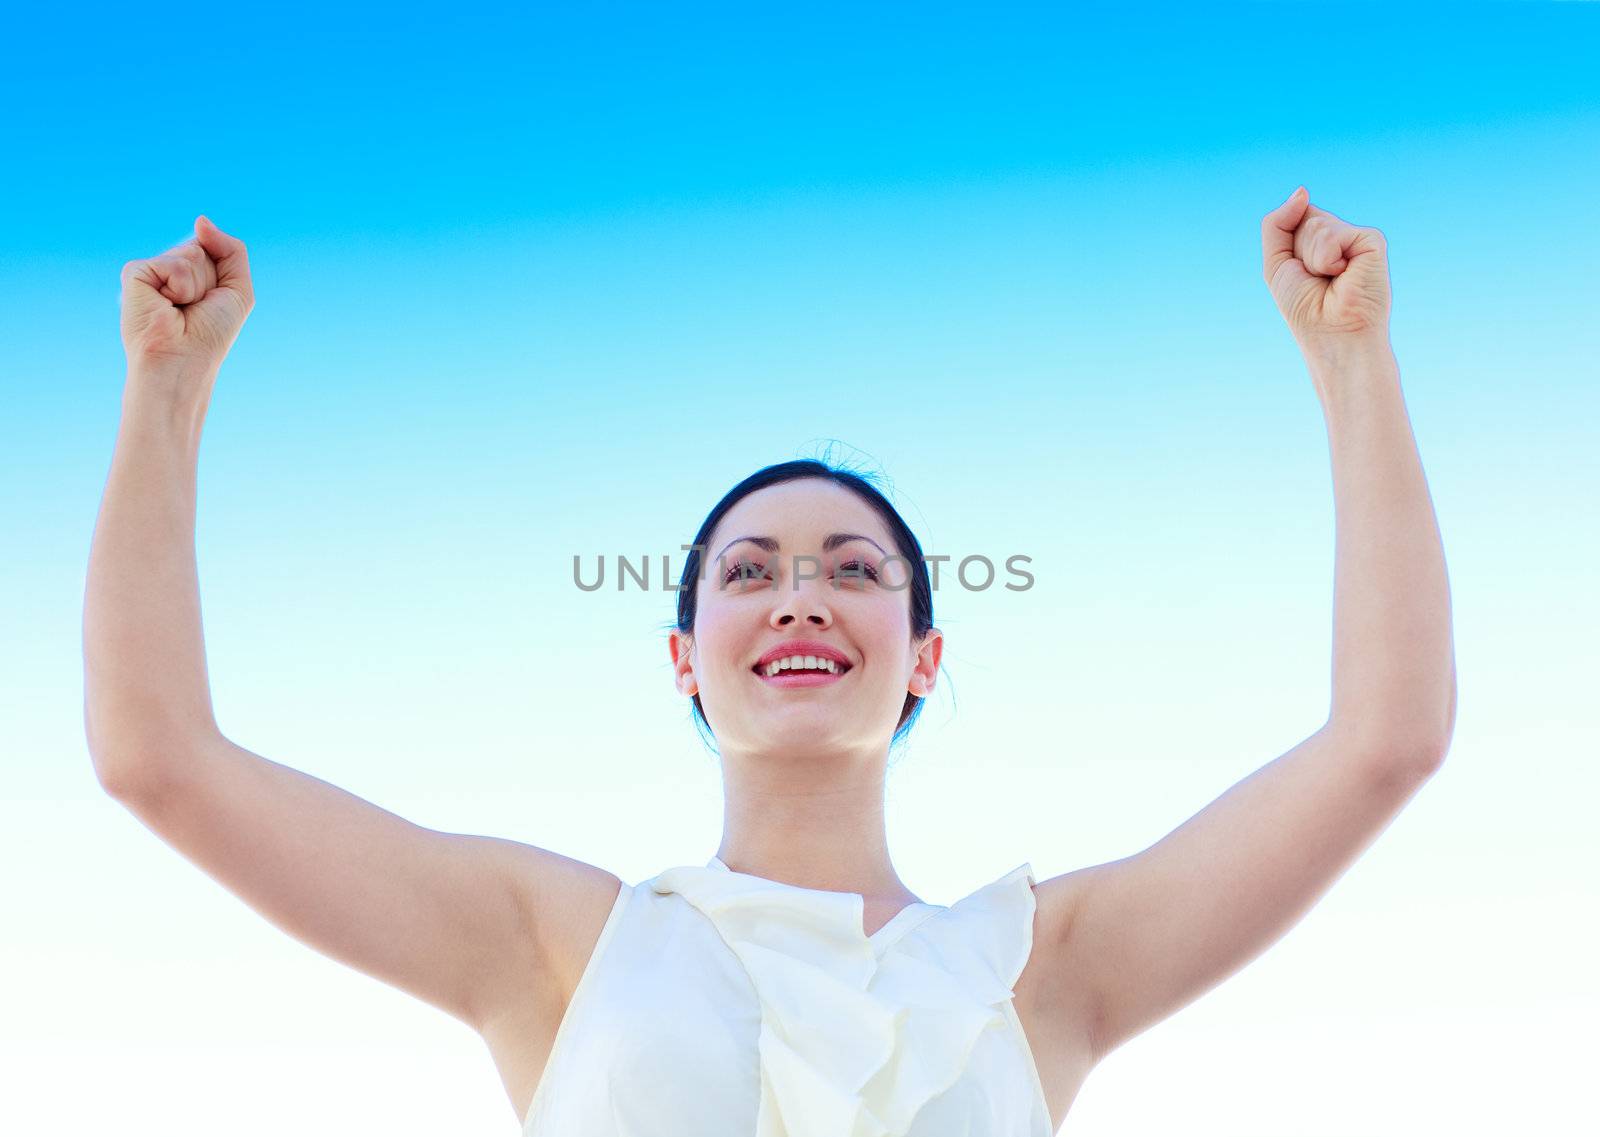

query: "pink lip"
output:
752 640 853 670
755 668 848 689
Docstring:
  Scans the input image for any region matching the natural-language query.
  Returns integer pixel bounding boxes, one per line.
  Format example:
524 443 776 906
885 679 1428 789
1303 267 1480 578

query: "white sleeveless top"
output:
522 855 1054 1137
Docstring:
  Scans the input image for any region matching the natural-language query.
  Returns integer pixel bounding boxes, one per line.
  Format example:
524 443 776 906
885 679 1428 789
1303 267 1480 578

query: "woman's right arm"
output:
84 222 617 1034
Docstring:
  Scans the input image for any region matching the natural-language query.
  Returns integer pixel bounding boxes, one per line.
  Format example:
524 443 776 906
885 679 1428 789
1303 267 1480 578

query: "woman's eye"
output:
721 559 877 586
724 560 766 583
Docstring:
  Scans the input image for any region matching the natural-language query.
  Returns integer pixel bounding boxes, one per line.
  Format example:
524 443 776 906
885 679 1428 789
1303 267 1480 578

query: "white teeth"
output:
762 655 843 677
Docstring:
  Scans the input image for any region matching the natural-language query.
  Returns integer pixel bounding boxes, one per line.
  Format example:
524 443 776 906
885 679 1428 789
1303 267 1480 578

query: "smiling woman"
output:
670 459 942 754
86 187 1456 1137
508 460 1070 1137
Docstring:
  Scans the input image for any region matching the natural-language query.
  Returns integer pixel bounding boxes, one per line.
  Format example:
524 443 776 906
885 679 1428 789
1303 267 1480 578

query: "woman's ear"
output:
669 630 698 697
909 628 943 696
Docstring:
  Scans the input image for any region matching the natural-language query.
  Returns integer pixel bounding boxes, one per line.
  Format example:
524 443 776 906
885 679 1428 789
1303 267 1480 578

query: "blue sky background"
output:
3 4 1596 1135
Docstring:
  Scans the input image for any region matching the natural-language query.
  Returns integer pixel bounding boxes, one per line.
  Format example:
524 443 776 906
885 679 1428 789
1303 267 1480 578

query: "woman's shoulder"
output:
483 846 627 1025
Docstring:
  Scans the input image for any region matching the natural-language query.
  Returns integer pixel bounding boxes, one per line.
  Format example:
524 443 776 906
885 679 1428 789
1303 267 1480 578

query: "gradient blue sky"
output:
3 4 1596 1135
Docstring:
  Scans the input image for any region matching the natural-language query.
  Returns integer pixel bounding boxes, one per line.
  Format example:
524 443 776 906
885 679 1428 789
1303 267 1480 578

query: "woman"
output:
85 188 1456 1136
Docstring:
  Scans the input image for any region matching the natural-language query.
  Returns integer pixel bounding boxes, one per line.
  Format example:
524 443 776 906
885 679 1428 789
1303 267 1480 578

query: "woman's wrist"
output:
121 367 212 454
1300 334 1400 414
1299 329 1392 367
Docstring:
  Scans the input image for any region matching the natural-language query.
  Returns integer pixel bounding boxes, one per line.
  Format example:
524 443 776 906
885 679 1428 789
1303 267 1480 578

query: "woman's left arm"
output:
1030 187 1457 1067
1277 181 1456 758
1315 337 1456 761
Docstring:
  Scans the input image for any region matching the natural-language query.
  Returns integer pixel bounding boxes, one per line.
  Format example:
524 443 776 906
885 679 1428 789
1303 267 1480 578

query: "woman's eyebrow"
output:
714 532 888 561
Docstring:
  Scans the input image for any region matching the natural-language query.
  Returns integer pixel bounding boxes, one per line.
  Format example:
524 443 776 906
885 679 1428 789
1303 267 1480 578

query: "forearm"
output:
83 378 218 786
1311 341 1456 764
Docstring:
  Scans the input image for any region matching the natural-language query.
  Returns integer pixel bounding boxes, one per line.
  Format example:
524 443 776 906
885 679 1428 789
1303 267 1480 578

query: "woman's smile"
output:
752 665 853 689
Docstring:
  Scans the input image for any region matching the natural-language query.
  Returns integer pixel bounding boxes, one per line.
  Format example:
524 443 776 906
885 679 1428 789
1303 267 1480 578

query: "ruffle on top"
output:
647 857 1038 1137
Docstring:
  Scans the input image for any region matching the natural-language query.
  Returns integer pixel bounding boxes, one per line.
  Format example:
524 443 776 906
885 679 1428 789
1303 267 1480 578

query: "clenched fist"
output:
121 216 254 383
1262 187 1391 356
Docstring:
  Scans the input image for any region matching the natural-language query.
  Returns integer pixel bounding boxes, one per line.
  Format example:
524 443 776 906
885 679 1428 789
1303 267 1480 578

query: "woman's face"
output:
671 478 941 756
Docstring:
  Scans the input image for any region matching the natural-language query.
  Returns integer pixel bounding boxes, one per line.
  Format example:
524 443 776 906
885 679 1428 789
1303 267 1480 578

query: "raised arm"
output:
1030 186 1458 1065
83 219 618 1034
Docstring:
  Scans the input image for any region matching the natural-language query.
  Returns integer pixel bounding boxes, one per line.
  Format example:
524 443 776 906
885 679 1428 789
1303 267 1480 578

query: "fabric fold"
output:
648 858 1037 1137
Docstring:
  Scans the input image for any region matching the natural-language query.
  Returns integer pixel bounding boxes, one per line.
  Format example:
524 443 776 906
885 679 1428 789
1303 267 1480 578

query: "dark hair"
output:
672 458 943 755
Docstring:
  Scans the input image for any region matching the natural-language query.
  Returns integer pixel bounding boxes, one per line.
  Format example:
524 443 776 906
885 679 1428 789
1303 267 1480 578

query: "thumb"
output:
1261 185 1310 285
1272 184 1310 224
193 215 255 310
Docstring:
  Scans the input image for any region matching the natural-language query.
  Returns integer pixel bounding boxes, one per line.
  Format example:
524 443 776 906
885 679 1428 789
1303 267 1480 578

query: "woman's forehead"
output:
712 483 890 550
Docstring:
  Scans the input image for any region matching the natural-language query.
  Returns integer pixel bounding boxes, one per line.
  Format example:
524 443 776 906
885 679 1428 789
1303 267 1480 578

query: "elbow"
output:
90 743 179 806
1385 726 1454 780
1388 731 1452 779
1334 712 1454 783
85 704 215 803
91 751 148 802
1419 673 1460 773
1339 667 1458 780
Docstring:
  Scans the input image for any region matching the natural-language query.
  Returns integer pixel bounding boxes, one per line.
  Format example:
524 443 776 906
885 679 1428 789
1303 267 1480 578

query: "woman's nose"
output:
771 577 833 626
